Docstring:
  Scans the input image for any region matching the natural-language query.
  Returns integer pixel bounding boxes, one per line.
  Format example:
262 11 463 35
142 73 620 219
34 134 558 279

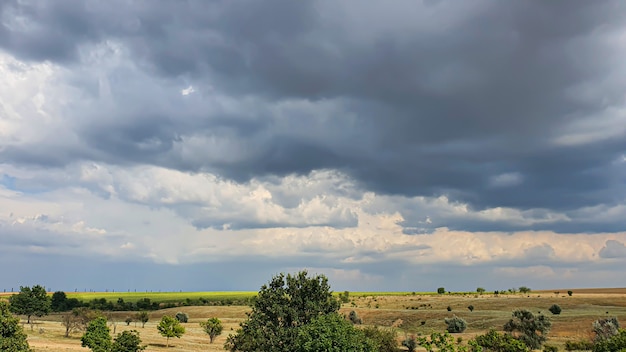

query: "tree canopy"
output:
9 285 51 324
225 270 341 352
81 316 112 352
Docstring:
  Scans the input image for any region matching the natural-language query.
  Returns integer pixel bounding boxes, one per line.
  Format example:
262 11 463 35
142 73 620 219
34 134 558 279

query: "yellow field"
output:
15 289 626 351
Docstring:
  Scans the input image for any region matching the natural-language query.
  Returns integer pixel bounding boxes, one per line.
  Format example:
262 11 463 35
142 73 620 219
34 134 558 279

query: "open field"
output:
11 289 626 351
64 291 258 303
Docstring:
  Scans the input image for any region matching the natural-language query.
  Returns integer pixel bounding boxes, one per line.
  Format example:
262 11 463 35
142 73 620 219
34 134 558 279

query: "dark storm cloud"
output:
1 0 625 222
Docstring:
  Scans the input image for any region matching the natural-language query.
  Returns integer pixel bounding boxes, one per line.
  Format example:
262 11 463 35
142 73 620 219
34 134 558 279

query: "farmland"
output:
6 288 626 351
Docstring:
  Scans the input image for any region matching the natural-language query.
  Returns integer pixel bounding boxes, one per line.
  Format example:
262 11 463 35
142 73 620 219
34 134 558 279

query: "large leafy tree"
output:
0 301 32 352
157 315 185 348
225 270 341 352
9 285 51 324
503 309 551 350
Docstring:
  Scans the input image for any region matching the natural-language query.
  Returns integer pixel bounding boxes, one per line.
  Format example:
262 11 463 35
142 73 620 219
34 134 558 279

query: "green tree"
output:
504 309 551 350
51 291 68 312
225 270 341 352
477 287 486 295
416 332 480 352
0 301 32 352
81 316 112 352
200 317 223 343
174 312 188 323
157 315 185 348
135 311 149 328
295 313 376 352
112 330 146 352
593 329 626 352
437 287 446 294
519 286 531 294
9 285 51 324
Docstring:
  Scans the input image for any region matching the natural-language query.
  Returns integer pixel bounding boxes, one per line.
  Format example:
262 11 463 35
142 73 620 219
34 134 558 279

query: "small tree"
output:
593 329 626 352
174 312 188 323
447 305 452 312
339 291 350 303
0 301 32 351
348 310 362 324
125 317 133 326
567 290 573 296
112 330 146 352
519 286 531 294
445 316 467 333
548 304 562 315
504 309 551 350
437 287 446 294
157 315 185 348
81 317 112 352
200 317 223 344
468 305 474 312
477 287 486 295
61 312 83 337
136 311 149 328
9 285 51 324
402 336 418 352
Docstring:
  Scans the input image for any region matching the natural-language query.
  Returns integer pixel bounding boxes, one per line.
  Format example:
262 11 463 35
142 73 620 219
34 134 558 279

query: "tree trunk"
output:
27 314 31 324
166 336 169 348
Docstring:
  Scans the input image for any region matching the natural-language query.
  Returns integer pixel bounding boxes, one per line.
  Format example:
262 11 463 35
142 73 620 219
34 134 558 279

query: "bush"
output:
543 345 558 352
473 329 529 352
0 301 32 351
348 310 362 324
593 329 626 352
593 317 620 342
567 290 573 296
445 316 467 333
549 304 562 315
437 287 446 294
468 305 474 312
81 317 111 352
402 336 417 352
447 305 452 312
361 326 398 352
111 330 146 352
174 312 188 323
564 339 593 351
504 309 551 350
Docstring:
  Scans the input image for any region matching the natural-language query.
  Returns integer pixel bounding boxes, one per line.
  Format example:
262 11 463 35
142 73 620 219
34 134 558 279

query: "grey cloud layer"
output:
1 0 625 232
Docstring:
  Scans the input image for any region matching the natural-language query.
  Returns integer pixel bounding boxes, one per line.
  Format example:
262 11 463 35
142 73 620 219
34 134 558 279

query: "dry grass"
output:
21 289 626 351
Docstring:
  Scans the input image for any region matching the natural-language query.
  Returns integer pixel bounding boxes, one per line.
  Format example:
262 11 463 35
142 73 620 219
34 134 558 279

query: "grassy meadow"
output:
8 288 626 351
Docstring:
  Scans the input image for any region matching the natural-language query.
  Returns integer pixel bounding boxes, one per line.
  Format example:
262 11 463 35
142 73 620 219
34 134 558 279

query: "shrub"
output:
593 329 626 352
543 345 558 352
593 317 620 342
549 304 562 315
504 309 551 350
175 312 188 323
564 339 593 351
348 310 362 324
437 287 446 294
339 291 350 303
468 305 474 312
0 301 32 351
402 336 417 352
473 329 529 352
361 326 398 352
445 316 467 333
81 317 111 352
447 305 452 312
519 286 532 294
567 290 573 296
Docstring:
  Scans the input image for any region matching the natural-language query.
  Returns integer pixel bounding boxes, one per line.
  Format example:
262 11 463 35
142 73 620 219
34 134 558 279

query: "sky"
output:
1 0 626 293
